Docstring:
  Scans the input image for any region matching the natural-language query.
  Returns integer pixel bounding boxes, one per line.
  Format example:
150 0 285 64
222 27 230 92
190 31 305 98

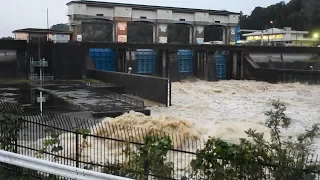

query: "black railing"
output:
2 101 320 180
254 68 320 85
87 69 171 106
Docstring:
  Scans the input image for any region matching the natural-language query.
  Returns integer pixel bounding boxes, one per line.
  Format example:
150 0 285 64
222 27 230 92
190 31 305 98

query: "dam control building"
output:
66 1 240 45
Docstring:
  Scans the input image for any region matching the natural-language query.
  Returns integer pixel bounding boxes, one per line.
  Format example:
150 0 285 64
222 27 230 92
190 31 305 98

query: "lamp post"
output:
270 21 274 46
313 33 319 46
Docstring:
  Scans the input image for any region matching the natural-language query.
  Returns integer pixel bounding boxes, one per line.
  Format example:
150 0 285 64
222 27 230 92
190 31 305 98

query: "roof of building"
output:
243 28 309 36
66 0 240 15
12 28 72 34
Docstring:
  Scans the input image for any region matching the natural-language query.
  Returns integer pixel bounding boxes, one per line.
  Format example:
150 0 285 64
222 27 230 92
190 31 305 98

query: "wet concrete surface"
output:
0 83 79 113
0 82 146 118
43 84 143 112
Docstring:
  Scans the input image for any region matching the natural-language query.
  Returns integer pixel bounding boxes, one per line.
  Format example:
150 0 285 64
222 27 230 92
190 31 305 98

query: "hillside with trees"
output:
240 0 320 33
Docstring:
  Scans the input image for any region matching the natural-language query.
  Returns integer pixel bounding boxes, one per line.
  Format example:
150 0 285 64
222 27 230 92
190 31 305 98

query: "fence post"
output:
14 117 18 154
143 159 149 180
169 79 172 106
75 131 80 168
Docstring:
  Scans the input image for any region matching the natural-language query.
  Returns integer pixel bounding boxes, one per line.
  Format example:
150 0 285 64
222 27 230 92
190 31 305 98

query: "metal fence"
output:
0 101 194 179
1 101 320 180
254 68 320 85
87 69 171 106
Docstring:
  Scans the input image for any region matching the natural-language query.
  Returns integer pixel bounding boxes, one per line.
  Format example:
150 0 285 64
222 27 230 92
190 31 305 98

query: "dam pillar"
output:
116 21 128 43
194 26 204 44
157 24 168 44
232 51 238 79
222 27 227 45
228 26 237 45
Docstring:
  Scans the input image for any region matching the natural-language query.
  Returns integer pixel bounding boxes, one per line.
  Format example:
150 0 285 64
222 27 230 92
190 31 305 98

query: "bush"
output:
0 111 23 152
103 136 174 180
191 100 320 180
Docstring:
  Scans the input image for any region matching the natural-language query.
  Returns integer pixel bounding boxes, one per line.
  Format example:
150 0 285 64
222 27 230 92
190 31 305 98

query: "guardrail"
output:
0 150 132 180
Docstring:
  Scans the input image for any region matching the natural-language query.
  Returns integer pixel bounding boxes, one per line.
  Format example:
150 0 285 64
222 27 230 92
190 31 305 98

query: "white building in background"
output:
12 28 71 43
242 27 316 47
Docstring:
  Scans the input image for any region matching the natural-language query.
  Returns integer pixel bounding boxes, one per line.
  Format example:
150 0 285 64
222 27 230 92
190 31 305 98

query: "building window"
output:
275 34 284 39
96 14 104 16
247 36 254 41
254 36 261 40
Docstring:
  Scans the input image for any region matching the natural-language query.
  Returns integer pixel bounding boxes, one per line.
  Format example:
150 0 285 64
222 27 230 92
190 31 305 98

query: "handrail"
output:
0 150 132 180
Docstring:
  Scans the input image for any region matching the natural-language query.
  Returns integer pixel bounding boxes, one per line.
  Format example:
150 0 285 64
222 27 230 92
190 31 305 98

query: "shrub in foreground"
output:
191 100 320 180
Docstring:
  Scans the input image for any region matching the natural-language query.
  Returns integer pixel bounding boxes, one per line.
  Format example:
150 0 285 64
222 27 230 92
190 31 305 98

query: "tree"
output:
50 23 69 32
240 0 320 31
0 37 14 40
191 100 320 180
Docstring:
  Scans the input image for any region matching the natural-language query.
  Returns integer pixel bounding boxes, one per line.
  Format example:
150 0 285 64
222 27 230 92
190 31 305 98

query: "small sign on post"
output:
37 97 46 103
77 35 82 42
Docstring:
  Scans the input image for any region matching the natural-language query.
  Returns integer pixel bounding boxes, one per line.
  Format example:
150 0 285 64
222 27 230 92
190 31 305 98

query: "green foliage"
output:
50 23 69 32
103 136 174 180
81 21 113 42
0 165 62 180
76 128 90 140
190 137 268 179
191 100 320 180
0 111 22 151
240 0 320 31
35 128 63 159
0 37 14 40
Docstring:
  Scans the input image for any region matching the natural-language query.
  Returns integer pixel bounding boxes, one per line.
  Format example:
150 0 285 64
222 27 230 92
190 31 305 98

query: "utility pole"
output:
47 8 49 29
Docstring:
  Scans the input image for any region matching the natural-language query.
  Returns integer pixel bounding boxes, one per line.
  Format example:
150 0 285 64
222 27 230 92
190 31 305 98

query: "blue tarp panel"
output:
136 49 156 74
89 48 116 71
215 54 226 79
177 50 193 73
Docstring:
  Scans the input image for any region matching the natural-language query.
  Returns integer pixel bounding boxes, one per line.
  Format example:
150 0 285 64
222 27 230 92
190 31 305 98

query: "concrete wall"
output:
132 10 156 20
249 53 315 62
195 13 210 22
14 33 28 40
172 12 194 22
68 2 239 44
68 3 239 26
228 14 238 24
157 10 172 20
68 3 86 15
114 7 132 18
293 41 314 47
86 6 114 17
210 15 229 24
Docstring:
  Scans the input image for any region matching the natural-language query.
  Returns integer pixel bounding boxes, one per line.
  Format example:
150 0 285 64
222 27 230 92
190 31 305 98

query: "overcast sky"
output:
0 0 290 37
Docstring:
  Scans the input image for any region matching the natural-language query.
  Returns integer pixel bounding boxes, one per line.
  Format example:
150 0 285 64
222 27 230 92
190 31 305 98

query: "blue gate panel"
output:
136 49 156 74
215 54 226 79
89 48 116 71
177 50 193 73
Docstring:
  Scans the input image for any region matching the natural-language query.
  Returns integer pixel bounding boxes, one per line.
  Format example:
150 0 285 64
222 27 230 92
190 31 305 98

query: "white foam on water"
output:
19 80 320 178
150 80 320 150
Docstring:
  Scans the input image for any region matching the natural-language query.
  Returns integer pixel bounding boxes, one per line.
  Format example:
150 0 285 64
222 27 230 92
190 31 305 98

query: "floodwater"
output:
15 80 320 179
108 80 320 152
